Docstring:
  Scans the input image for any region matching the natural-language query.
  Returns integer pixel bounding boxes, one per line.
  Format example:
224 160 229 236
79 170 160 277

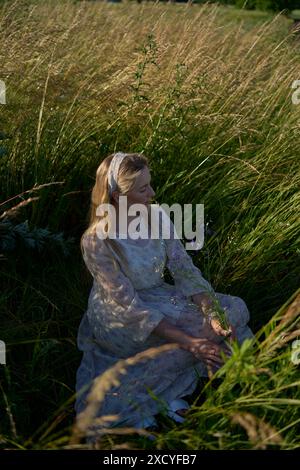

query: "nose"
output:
150 186 155 198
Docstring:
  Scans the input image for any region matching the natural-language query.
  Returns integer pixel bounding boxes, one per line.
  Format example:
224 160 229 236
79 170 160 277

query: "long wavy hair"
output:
80 152 150 257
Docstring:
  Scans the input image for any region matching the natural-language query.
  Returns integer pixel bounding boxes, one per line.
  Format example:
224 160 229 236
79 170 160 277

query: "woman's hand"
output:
191 293 233 338
209 317 232 337
180 336 230 369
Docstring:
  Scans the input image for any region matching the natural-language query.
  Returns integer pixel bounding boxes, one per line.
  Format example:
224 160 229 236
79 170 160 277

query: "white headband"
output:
107 152 127 197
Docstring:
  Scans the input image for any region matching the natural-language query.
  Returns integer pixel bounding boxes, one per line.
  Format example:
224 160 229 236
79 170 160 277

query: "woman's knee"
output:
215 292 250 327
228 296 250 326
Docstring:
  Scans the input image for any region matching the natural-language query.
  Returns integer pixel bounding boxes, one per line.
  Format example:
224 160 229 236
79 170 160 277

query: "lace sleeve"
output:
163 216 215 299
81 231 164 344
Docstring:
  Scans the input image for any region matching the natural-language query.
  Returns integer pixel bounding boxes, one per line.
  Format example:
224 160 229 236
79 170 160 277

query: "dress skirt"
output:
75 291 254 432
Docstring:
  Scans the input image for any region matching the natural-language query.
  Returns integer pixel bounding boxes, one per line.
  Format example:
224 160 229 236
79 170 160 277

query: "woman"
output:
75 152 254 435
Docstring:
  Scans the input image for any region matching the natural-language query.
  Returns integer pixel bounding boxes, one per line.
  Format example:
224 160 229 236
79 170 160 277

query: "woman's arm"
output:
152 318 191 346
152 318 227 367
192 292 233 338
81 232 165 345
161 210 215 299
191 292 215 314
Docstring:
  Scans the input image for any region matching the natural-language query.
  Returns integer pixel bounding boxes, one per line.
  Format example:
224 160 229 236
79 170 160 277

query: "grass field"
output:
0 0 299 450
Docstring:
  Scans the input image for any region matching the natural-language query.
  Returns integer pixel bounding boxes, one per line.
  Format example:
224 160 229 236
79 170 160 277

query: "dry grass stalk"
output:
70 343 178 444
259 293 300 354
231 412 283 449
275 294 300 331
0 197 39 221
0 182 65 210
262 328 300 359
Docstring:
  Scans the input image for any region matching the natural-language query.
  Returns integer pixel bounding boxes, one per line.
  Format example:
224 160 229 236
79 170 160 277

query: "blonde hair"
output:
80 152 149 256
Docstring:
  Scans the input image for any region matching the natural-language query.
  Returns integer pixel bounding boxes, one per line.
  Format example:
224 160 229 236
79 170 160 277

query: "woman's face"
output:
113 166 156 208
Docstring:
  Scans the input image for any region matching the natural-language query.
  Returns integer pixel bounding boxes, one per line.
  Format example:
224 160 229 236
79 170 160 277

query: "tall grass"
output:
0 0 299 449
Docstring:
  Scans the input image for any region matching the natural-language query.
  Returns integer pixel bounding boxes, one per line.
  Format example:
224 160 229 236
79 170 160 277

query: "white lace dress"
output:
75 206 254 430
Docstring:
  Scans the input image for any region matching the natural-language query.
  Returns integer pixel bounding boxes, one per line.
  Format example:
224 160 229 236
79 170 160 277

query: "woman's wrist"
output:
153 319 193 347
191 292 225 328
192 293 215 315
191 293 231 332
